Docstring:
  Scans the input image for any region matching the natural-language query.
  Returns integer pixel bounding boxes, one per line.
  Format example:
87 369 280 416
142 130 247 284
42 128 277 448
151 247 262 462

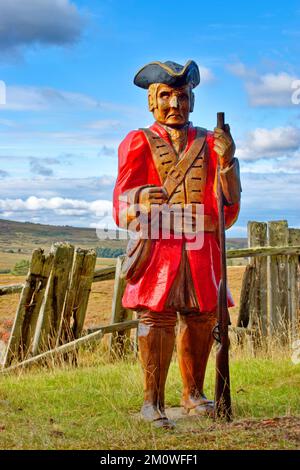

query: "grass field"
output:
0 347 299 450
0 222 298 450
0 260 299 450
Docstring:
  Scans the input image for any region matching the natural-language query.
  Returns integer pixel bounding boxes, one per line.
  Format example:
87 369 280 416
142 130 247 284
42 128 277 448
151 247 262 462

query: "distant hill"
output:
226 238 248 250
0 218 127 254
0 218 247 254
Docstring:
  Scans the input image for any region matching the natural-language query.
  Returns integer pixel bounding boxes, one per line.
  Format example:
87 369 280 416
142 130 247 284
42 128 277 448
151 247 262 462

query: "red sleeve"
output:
206 131 240 230
113 130 149 227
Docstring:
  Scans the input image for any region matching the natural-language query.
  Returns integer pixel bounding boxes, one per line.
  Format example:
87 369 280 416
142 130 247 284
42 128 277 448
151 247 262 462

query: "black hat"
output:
134 60 200 89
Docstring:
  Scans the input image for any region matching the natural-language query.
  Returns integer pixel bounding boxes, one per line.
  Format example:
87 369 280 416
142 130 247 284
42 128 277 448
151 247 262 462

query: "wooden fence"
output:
0 219 299 371
237 220 300 344
1 243 97 368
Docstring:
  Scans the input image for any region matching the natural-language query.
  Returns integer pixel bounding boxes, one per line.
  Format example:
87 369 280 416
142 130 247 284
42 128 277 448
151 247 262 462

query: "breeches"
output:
137 309 217 328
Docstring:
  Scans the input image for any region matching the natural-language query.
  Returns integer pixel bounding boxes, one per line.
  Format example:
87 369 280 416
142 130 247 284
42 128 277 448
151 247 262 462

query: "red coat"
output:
113 122 240 313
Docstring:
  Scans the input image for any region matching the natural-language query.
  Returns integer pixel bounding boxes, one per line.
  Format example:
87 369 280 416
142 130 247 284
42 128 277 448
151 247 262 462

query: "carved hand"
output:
213 124 235 169
139 186 168 213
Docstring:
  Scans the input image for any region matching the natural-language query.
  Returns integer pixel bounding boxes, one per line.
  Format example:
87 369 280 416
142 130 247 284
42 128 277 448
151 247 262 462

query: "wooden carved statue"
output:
113 60 241 428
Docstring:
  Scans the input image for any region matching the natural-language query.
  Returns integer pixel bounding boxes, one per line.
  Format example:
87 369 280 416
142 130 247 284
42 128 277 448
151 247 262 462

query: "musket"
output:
213 112 233 421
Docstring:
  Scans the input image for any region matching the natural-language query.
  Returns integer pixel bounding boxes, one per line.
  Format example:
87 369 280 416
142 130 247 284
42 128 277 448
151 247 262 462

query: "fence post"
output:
109 256 133 358
31 243 74 355
268 220 289 341
57 248 96 346
247 222 268 346
237 264 254 328
288 229 300 342
2 248 54 366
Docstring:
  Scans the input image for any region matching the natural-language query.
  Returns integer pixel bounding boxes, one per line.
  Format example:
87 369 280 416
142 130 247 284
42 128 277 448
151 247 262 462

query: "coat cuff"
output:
220 158 242 205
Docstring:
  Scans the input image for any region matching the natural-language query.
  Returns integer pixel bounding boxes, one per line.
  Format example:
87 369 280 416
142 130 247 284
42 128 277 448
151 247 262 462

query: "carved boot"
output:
138 322 176 428
177 311 216 416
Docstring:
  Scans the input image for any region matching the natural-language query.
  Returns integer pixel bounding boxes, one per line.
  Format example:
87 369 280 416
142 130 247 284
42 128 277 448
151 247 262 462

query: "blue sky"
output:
0 0 299 237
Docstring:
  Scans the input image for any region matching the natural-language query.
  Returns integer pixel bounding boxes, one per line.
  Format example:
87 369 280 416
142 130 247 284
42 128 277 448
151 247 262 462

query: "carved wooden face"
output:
151 84 192 127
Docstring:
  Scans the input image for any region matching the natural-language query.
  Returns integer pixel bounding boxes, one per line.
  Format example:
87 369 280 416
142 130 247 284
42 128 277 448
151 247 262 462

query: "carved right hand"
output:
139 186 168 212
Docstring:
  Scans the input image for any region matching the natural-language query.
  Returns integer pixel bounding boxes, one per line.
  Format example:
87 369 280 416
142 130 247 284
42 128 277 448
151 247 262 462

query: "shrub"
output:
96 247 125 258
10 259 30 276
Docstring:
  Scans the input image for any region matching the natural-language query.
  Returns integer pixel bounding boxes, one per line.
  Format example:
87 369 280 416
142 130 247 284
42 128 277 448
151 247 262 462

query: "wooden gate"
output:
237 220 300 344
2 243 96 367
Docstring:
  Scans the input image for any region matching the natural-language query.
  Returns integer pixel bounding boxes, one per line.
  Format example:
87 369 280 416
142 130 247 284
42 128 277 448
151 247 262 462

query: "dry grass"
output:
0 264 245 343
0 252 31 271
227 265 245 324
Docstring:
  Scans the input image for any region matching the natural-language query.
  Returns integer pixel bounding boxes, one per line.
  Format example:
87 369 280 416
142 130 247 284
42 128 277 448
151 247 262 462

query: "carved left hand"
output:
213 124 236 169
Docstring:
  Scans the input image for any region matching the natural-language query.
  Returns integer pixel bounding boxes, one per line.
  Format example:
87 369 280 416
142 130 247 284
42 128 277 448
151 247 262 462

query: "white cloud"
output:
227 62 298 107
275 152 300 172
0 85 142 124
0 0 86 55
227 225 248 237
0 176 116 201
0 195 115 229
0 196 112 217
246 73 298 107
239 172 300 210
1 85 102 111
0 172 298 236
237 126 300 161
0 128 121 152
199 66 215 84
227 62 256 79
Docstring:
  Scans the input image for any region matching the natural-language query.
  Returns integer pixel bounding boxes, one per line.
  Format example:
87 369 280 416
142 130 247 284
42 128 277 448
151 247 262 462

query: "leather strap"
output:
142 127 207 200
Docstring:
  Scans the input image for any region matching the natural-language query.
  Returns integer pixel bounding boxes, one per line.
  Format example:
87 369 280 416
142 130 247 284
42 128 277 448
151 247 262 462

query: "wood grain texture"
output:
2 249 54 366
57 248 97 346
247 222 268 341
31 243 74 355
288 229 300 341
109 255 133 357
268 221 289 339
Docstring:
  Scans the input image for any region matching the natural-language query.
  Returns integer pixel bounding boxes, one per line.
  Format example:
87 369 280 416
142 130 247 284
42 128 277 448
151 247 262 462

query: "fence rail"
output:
0 266 116 296
1 245 300 297
0 320 253 374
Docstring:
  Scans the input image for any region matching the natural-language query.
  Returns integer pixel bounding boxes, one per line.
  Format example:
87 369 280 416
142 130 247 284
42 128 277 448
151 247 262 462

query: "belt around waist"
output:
159 213 217 235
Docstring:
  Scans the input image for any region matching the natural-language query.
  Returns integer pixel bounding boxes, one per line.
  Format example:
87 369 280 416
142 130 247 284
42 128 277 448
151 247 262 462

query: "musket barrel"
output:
214 111 233 421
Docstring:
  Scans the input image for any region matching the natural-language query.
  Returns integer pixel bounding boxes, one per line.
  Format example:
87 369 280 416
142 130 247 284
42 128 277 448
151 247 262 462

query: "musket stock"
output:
214 112 233 421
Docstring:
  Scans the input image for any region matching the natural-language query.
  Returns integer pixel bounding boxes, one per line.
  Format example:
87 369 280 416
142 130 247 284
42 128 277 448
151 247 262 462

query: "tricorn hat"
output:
134 60 200 89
